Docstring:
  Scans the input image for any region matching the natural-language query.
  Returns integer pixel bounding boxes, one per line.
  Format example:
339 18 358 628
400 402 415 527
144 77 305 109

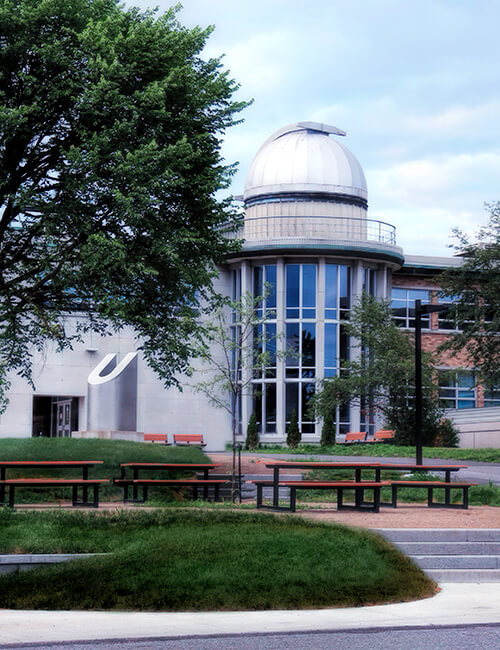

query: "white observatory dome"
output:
243 122 367 203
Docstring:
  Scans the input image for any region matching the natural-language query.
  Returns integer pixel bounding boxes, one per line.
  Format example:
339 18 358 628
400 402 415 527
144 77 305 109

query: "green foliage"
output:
314 293 447 446
438 202 500 390
433 418 460 448
320 415 336 447
257 443 500 462
245 412 259 450
0 510 435 610
286 410 301 448
0 0 247 405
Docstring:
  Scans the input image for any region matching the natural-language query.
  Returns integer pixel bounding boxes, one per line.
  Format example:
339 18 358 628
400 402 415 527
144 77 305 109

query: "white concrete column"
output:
240 260 252 437
276 258 285 440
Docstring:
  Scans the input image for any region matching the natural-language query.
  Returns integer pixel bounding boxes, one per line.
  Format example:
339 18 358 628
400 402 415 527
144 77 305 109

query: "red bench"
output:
143 433 169 444
372 429 396 442
172 434 206 447
339 432 367 444
0 478 108 508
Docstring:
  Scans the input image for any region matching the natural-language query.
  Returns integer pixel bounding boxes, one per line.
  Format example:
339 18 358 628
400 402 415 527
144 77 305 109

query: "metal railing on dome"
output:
227 215 397 245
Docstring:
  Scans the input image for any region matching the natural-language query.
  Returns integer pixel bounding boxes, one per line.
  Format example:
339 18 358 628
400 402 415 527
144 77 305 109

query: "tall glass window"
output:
252 265 277 434
391 288 430 328
438 370 476 409
285 264 317 433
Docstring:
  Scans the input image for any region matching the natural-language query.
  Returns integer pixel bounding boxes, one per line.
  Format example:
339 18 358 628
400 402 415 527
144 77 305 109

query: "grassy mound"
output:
0 437 208 502
0 509 436 611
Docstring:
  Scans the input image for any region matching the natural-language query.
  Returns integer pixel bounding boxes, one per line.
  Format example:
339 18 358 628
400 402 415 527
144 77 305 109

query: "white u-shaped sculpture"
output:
87 352 138 431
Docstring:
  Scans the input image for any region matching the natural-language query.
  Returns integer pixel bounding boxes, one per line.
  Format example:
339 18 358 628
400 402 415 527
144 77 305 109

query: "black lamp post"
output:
414 300 450 465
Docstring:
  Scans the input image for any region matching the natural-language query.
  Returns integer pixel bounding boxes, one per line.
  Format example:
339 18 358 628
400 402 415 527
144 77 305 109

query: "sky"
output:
126 0 500 256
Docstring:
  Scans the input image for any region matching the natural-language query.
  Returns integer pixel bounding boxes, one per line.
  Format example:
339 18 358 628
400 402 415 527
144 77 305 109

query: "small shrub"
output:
433 418 460 448
245 413 259 450
286 410 301 448
320 417 335 447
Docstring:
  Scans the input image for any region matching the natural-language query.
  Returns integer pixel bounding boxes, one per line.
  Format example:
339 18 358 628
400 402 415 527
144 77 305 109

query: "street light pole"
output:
414 300 450 466
414 300 424 466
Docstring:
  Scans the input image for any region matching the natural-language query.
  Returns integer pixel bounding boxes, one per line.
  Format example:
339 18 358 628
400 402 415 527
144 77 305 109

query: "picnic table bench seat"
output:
113 478 228 503
0 478 108 508
389 480 476 509
251 479 389 512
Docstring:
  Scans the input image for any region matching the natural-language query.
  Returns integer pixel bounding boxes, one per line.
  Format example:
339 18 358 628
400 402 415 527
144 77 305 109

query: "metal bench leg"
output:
428 487 433 507
391 485 398 508
445 484 451 506
214 484 220 502
72 485 78 506
8 485 15 508
289 487 296 512
93 485 99 508
193 485 198 501
256 484 263 508
337 488 343 510
373 486 380 513
463 486 469 509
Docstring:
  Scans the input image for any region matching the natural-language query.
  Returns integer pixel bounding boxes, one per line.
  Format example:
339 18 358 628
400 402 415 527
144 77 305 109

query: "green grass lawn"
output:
0 509 436 611
256 443 500 463
0 437 209 503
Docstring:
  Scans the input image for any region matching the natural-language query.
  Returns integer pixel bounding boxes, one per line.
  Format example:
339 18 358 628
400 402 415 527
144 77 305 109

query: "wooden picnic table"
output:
263 461 383 510
0 460 105 507
116 462 221 502
261 460 469 510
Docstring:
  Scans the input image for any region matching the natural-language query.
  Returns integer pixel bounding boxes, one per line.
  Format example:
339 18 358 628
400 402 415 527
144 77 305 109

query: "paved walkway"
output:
0 582 499 645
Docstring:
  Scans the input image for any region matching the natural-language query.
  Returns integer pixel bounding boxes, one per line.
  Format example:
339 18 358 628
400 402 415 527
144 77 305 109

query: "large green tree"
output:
313 293 457 446
0 0 246 406
438 202 500 390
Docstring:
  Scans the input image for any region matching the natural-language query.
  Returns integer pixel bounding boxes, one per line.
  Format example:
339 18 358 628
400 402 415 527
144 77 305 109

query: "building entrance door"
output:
55 399 72 437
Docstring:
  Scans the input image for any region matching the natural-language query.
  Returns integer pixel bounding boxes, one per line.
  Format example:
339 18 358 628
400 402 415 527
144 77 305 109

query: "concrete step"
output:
374 528 500 542
424 569 500 583
393 541 500 555
415 555 500 569
374 529 500 583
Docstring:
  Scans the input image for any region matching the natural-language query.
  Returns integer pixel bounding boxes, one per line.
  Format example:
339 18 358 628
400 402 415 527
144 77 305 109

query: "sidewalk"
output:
1 582 499 645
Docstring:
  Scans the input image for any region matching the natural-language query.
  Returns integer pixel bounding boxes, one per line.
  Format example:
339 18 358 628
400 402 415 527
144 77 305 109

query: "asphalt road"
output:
240 452 500 486
2 624 500 650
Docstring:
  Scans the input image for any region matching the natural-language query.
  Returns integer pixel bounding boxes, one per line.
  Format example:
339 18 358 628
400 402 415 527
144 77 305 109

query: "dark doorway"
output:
32 396 80 438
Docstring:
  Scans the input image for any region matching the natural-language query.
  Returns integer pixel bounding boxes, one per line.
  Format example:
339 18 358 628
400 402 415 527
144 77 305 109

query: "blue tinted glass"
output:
325 308 336 320
324 323 337 369
265 384 276 426
458 400 475 409
253 266 263 299
302 265 316 308
286 383 298 420
325 265 338 309
391 288 406 299
339 266 350 309
286 323 300 365
409 289 429 302
458 373 475 388
286 308 300 319
302 323 316 367
286 265 299 308
302 383 315 421
265 265 276 309
303 309 315 319
266 323 276 365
